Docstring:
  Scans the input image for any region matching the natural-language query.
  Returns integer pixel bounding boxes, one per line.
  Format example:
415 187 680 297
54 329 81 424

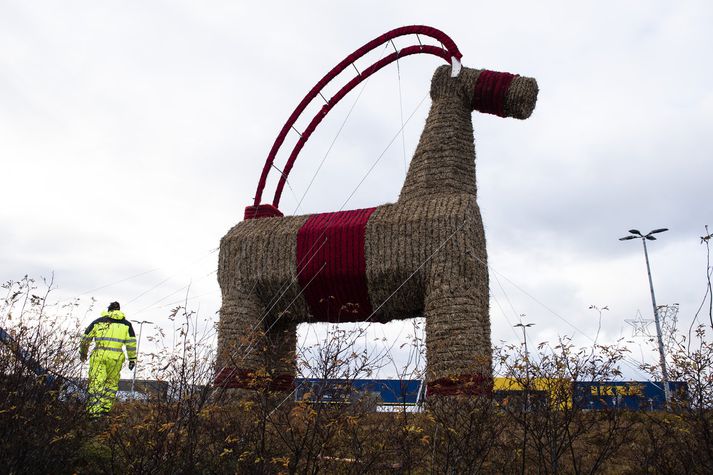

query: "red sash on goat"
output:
296 208 376 323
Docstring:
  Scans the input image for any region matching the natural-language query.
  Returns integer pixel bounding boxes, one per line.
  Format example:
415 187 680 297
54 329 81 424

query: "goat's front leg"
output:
424 283 492 396
423 209 492 396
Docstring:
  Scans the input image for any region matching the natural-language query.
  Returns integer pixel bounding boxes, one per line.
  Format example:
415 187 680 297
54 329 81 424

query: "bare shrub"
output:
495 338 636 474
0 276 89 473
7 268 713 474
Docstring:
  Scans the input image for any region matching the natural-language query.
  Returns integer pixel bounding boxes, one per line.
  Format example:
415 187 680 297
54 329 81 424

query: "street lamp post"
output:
514 320 535 392
514 320 535 475
131 320 153 394
619 228 670 404
514 322 535 360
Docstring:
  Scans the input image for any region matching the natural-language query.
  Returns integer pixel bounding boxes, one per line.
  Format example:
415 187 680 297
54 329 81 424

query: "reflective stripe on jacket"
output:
80 310 137 361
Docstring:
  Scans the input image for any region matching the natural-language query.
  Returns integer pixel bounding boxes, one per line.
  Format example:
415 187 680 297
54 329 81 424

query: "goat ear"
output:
450 57 462 77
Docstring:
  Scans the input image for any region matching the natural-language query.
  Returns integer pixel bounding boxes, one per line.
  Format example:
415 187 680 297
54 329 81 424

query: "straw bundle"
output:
216 64 538 395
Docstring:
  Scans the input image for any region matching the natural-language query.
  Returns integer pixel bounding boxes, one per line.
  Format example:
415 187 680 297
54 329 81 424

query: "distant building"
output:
294 378 423 408
573 381 688 411
294 378 688 411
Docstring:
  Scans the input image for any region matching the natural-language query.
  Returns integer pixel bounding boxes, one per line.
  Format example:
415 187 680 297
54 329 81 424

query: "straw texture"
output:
216 63 537 395
217 215 308 388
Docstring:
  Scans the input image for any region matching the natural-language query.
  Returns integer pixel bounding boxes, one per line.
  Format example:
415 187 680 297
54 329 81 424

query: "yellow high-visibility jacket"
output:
80 310 137 361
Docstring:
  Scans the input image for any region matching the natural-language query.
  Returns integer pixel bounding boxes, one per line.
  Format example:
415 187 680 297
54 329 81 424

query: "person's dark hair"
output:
108 301 121 311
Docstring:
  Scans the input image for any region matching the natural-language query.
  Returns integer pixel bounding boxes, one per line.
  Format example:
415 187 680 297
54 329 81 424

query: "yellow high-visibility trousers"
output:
87 351 124 417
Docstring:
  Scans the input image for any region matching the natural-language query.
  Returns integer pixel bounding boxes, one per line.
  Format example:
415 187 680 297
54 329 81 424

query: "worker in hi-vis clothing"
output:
80 302 137 417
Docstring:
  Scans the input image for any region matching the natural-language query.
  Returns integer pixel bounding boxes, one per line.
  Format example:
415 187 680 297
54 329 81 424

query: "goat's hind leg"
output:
215 285 296 394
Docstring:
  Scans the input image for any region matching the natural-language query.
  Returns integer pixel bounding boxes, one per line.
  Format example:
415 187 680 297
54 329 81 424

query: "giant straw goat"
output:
216 60 538 396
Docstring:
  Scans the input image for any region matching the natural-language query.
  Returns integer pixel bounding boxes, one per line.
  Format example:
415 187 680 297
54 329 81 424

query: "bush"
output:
5 272 713 474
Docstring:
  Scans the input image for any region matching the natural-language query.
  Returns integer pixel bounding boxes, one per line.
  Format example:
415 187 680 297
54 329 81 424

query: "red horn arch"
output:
249 25 462 218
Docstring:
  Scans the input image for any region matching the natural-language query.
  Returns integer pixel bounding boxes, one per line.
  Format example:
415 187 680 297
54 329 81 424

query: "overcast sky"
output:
2 1 712 380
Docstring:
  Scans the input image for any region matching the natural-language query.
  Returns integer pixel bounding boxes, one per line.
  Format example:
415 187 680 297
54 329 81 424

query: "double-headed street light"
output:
619 228 670 404
514 321 535 389
514 319 535 473
514 321 535 359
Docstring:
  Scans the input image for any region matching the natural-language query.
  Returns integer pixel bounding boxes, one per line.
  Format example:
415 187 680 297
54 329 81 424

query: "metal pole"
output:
514 321 534 475
131 321 152 394
641 238 671 404
521 324 530 406
514 322 534 371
